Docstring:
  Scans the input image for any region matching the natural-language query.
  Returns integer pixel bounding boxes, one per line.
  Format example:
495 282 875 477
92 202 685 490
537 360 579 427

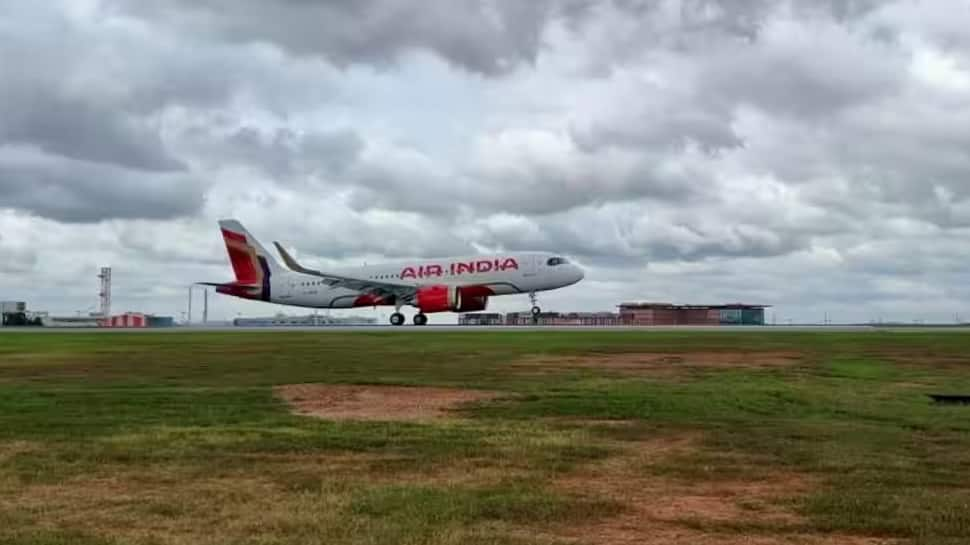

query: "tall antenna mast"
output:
98 267 112 318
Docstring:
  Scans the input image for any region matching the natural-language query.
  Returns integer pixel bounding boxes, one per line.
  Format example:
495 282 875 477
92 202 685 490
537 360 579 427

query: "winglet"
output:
273 241 309 274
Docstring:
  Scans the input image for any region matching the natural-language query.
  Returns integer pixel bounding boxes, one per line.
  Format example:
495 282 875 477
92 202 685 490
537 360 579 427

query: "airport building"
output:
98 313 176 329
1 301 35 327
504 312 622 326
618 303 768 326
458 313 505 326
2 299 175 328
44 315 102 328
458 303 769 326
233 314 378 327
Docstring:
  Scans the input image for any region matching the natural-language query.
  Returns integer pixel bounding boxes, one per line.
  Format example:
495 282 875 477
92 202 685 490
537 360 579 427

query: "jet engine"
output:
415 286 490 313
457 293 488 312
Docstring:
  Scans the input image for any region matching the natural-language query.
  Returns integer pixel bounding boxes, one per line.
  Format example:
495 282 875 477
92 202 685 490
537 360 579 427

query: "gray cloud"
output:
0 88 186 172
0 1 343 176
464 198 818 269
0 232 37 274
460 129 709 215
696 16 905 119
332 128 711 218
344 151 460 216
0 151 205 223
176 124 463 216
571 100 742 154
672 0 885 37
180 124 365 179
111 0 557 76
0 5 184 171
113 220 239 266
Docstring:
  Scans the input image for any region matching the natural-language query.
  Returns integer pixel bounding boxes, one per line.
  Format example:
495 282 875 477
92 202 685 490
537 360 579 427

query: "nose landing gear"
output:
529 292 541 323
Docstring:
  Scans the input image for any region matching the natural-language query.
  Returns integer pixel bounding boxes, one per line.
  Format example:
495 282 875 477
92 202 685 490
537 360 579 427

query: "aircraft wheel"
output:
413 313 428 326
528 291 541 318
390 312 405 326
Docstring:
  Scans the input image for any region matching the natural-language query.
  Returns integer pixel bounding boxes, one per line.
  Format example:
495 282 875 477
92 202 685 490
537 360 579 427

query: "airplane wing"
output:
273 242 417 302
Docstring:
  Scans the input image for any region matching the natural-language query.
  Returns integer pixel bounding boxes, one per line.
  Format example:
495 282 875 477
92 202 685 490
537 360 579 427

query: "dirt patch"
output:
547 433 893 545
275 384 501 422
512 351 804 377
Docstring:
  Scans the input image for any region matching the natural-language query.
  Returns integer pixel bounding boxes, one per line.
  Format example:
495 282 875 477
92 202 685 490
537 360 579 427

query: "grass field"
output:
2 330 970 544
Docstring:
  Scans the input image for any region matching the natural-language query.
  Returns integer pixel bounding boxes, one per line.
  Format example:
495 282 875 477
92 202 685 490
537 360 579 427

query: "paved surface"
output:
3 324 969 333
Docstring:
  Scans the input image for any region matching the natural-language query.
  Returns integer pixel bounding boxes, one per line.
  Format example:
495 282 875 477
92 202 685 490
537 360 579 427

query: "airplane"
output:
202 220 585 326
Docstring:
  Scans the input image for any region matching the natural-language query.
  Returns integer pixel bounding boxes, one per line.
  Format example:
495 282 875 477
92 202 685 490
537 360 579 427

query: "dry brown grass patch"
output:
0 450 528 545
882 351 970 372
275 384 501 421
547 433 894 545
0 440 40 463
1 473 341 545
512 351 805 377
228 450 527 488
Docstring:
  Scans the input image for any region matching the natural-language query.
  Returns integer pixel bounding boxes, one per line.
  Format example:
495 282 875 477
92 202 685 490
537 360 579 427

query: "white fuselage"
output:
268 252 584 309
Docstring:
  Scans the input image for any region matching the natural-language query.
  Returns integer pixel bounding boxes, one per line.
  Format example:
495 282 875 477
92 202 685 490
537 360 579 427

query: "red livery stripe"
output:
352 294 387 307
221 229 247 243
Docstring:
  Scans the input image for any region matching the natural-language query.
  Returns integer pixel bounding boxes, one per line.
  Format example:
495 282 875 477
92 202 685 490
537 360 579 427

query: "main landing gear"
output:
388 311 428 326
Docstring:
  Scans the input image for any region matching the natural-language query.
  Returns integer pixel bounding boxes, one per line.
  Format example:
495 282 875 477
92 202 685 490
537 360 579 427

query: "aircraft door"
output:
522 255 538 277
275 276 294 302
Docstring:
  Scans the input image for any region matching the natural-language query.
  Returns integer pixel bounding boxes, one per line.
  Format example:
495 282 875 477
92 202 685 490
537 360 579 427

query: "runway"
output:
3 324 969 333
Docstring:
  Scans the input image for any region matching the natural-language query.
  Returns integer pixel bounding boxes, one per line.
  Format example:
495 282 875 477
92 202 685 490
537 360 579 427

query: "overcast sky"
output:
2 0 969 324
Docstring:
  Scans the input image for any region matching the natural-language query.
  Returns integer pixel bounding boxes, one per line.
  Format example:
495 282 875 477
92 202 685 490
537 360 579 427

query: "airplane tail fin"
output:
218 219 285 286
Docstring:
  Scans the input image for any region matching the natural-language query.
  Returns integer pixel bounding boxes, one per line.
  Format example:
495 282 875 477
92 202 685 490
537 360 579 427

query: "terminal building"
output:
618 303 768 326
504 312 623 326
458 303 769 326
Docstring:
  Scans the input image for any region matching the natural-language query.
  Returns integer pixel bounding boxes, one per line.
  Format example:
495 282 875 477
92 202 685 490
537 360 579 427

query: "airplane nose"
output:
574 265 585 283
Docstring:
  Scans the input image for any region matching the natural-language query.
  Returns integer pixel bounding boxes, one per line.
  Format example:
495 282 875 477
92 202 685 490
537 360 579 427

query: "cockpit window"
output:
547 257 569 266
